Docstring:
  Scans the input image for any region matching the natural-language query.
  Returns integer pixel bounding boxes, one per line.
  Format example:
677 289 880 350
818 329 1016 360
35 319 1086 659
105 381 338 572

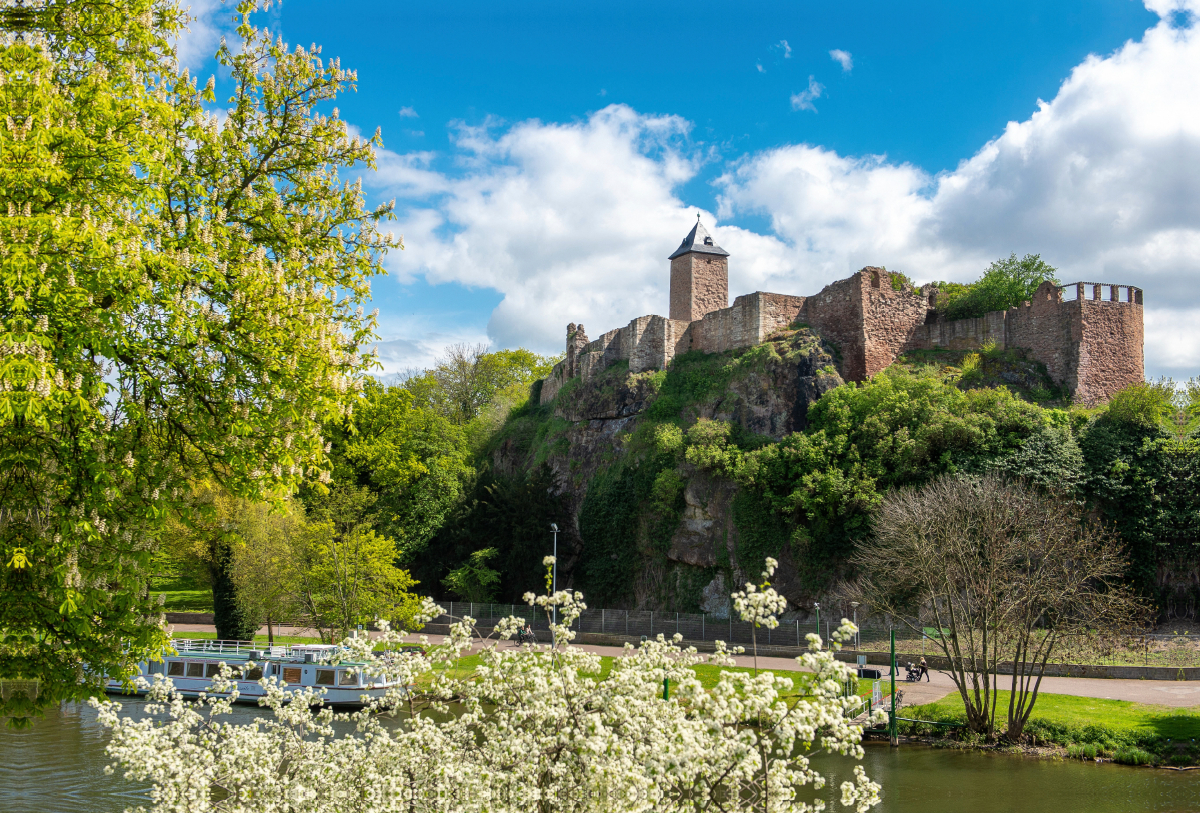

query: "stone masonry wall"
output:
858 274 933 379
906 311 1008 351
906 280 1144 405
543 266 1144 406
694 292 806 354
670 253 728 323
797 273 867 380
1071 283 1144 405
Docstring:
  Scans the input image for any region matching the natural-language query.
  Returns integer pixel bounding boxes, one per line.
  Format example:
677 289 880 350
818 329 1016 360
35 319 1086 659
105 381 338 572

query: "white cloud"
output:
756 62 765 73
364 1 1200 380
774 40 793 59
790 76 824 112
371 106 738 355
398 106 419 118
829 49 853 72
173 0 229 70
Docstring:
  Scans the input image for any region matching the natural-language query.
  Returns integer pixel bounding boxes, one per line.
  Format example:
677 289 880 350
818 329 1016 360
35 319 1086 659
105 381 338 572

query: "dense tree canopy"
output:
935 253 1060 320
0 0 396 719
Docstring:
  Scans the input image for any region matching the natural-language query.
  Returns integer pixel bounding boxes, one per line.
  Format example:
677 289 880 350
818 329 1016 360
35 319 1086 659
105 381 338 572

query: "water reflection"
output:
2 700 1197 813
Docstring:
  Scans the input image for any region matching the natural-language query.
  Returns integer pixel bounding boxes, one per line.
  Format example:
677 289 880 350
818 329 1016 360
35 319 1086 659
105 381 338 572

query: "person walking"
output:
919 656 930 681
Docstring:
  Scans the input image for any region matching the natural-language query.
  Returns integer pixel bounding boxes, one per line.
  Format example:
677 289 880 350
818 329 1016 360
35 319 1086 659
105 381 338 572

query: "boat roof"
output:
168 639 370 665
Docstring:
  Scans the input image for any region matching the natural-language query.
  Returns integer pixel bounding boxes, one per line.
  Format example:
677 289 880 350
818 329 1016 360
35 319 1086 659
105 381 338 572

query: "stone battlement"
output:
539 224 1144 407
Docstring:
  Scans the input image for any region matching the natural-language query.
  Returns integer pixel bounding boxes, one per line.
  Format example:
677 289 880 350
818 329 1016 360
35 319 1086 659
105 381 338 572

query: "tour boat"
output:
105 638 405 706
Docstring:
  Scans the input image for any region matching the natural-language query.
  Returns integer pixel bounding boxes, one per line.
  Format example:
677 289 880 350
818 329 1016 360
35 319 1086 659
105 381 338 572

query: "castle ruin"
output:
539 219 1144 406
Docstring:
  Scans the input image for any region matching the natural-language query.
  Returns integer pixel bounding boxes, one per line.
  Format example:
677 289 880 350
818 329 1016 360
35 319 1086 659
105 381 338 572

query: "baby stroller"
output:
904 662 921 682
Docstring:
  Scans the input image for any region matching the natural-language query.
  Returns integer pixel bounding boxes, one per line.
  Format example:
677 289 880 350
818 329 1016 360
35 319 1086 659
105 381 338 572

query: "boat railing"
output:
169 639 338 660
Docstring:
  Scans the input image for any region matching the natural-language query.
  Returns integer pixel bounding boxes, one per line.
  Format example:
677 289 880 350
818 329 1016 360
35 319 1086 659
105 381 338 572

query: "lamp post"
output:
813 602 820 643
550 523 559 640
850 601 860 651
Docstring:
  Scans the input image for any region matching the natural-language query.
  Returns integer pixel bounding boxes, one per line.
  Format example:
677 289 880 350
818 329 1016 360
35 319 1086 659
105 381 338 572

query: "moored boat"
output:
105 638 404 706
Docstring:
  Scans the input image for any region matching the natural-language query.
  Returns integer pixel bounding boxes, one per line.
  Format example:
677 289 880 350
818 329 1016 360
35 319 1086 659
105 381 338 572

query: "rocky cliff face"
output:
492 329 843 614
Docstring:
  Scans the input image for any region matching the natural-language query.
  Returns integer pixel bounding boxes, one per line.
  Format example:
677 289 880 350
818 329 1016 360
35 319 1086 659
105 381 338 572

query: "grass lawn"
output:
903 688 1200 766
906 689 1200 739
157 589 214 612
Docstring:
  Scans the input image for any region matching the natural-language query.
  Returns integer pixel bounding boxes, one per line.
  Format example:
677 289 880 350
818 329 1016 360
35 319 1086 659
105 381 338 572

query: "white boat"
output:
105 638 407 706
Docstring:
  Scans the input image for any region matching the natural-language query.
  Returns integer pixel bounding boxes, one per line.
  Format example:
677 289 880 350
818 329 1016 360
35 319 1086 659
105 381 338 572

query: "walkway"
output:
169 624 1200 708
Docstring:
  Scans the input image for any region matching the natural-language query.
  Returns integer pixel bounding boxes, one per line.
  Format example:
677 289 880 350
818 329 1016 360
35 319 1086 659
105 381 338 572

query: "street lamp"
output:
550 523 559 637
813 602 820 643
850 601 860 651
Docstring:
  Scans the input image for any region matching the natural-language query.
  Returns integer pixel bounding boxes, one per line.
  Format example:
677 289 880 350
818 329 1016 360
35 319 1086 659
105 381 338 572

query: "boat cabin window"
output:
186 662 205 678
338 670 358 686
205 663 222 678
315 669 336 686
244 666 263 681
167 661 185 677
282 667 302 684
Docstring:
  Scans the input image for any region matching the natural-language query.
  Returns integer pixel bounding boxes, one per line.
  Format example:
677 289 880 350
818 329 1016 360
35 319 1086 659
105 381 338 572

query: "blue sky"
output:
185 0 1200 379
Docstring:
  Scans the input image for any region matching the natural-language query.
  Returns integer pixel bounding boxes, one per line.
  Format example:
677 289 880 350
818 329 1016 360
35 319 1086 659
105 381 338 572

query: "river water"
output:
2 700 1198 813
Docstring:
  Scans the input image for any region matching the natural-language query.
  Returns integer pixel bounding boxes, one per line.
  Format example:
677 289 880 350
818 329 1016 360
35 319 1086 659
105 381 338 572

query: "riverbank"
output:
892 690 1200 768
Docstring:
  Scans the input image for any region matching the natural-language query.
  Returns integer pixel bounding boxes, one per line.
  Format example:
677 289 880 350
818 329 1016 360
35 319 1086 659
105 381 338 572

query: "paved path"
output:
170 624 1200 708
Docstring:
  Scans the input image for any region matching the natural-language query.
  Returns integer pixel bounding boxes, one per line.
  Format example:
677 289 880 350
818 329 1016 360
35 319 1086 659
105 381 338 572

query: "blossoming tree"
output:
0 0 397 719
96 562 882 812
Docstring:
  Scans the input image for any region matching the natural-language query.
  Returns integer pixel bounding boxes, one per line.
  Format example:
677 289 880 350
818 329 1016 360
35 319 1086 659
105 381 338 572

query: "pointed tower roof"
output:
668 216 729 260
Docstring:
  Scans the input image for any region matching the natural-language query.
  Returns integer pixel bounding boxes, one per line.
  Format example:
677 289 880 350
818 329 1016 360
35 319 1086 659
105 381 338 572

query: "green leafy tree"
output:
0 1 397 719
229 499 305 646
405 343 556 425
936 253 1060 320
161 482 260 641
442 547 502 603
291 486 421 642
331 380 473 560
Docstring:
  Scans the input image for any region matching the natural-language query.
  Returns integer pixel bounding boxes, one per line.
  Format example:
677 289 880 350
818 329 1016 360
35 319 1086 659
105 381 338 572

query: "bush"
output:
936 254 1059 320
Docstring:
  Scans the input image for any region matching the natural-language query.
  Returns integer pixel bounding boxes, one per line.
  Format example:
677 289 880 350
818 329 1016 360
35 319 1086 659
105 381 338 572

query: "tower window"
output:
703 236 713 245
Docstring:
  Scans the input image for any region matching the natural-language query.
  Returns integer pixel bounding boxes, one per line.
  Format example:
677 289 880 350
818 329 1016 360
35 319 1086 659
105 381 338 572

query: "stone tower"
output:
669 217 729 322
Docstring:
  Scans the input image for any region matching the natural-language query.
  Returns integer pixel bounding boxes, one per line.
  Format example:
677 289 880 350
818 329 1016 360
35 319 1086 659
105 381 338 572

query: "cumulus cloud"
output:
790 76 824 112
172 0 229 70
370 106 770 355
365 1 1200 379
398 106 419 118
829 49 853 72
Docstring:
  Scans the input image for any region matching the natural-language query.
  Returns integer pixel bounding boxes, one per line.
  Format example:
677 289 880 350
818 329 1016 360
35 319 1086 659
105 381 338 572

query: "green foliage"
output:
1106 381 1177 428
991 425 1084 494
1077 411 1200 609
404 343 556 426
333 380 473 561
0 1 399 719
644 350 737 421
730 491 792 582
442 548 502 603
291 486 421 642
935 253 1060 319
418 464 570 602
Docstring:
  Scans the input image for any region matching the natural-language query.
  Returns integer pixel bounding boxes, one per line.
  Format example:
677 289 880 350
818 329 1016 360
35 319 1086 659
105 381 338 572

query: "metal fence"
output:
434 602 840 648
429 601 1200 666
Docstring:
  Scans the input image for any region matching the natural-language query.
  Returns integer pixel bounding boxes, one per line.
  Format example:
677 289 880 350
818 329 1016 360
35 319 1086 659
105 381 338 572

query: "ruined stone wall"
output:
694 292 805 354
630 316 692 373
906 311 1008 352
858 274 933 378
541 268 1144 406
1004 281 1079 392
906 280 1144 405
798 273 867 379
669 253 728 322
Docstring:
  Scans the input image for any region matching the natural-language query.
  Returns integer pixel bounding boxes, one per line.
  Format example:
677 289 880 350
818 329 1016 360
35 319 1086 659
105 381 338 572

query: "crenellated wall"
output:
541 268 1145 408
906 280 1144 405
